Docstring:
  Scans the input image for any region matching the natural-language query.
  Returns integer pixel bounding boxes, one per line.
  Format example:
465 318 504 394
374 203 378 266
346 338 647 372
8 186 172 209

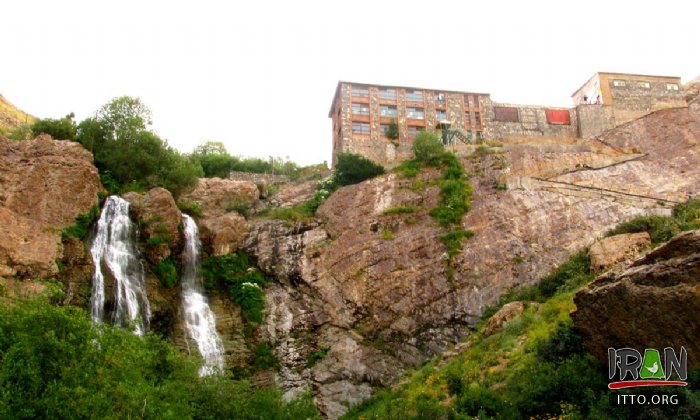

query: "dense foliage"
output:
333 152 385 187
61 204 101 240
31 113 77 140
191 140 312 179
0 297 318 420
344 201 700 419
200 252 269 329
76 96 203 196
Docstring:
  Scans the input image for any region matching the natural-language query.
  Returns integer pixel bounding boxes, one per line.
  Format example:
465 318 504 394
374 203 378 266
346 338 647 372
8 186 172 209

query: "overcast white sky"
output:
3 0 699 165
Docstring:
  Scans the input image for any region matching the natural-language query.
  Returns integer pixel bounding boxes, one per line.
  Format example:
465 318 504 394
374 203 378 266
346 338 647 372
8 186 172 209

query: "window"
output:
352 122 370 135
406 107 424 119
637 81 651 89
666 83 679 91
474 112 481 126
476 131 484 140
493 106 519 122
380 104 397 117
436 109 447 121
464 112 471 127
380 124 390 136
352 102 370 115
467 131 473 141
352 86 369 96
435 92 445 104
379 88 396 100
407 125 424 137
406 90 423 102
612 80 626 87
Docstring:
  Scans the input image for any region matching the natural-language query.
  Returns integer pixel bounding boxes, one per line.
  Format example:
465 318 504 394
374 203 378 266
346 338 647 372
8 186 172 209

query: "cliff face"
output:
573 229 700 365
241 102 700 418
0 134 101 278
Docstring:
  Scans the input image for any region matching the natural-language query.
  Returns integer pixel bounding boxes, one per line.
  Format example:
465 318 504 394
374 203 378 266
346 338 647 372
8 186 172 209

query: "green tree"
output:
31 113 77 140
76 96 202 196
386 120 399 140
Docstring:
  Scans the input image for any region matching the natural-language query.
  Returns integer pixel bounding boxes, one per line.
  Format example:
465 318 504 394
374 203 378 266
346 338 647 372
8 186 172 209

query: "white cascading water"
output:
90 196 150 335
181 214 225 376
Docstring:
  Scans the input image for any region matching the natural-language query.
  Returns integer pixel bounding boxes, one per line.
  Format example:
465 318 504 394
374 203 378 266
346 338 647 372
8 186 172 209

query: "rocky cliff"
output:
573 229 700 365
0 134 101 279
239 101 700 418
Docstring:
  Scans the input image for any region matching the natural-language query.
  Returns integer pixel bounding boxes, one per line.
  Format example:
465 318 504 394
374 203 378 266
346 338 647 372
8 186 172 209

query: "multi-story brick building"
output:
329 72 686 166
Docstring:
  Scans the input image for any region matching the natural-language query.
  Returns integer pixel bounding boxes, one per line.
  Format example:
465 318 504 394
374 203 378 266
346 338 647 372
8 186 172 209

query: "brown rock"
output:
572 229 700 366
180 177 259 218
199 212 249 256
0 134 101 278
588 232 651 274
481 301 526 337
269 180 319 208
124 187 182 264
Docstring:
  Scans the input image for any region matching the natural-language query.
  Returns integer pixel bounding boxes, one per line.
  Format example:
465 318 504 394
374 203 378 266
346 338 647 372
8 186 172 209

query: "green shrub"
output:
395 159 422 178
307 346 331 368
412 131 444 165
256 205 314 223
439 229 474 257
226 199 251 216
606 215 680 244
31 113 77 140
673 198 700 230
177 200 203 218
334 153 385 187
385 120 399 140
251 342 279 371
429 179 472 226
200 252 269 327
155 257 178 288
61 204 101 240
537 249 592 298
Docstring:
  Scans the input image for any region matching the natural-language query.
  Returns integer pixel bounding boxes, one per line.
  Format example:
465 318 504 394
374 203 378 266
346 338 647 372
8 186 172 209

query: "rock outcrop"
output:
240 101 700 417
123 187 182 264
180 177 259 218
180 177 257 256
0 134 101 278
573 229 700 366
588 232 651 274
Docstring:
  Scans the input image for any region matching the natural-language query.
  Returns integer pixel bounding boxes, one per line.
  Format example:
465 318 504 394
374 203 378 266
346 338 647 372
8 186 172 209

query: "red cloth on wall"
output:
545 109 571 125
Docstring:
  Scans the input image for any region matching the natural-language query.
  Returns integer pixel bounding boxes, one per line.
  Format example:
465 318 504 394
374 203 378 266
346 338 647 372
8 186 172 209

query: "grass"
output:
380 228 394 240
177 200 202 218
255 204 314 224
439 229 474 257
382 205 420 216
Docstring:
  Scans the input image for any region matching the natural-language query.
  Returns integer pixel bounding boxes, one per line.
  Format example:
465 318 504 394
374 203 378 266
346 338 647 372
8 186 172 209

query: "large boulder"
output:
199 212 249 256
588 232 651 274
0 134 101 278
123 187 182 264
572 229 700 366
180 177 259 218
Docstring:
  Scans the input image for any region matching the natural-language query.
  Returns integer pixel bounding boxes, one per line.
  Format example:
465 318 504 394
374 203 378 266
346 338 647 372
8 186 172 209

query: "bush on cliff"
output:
333 152 385 187
31 113 77 141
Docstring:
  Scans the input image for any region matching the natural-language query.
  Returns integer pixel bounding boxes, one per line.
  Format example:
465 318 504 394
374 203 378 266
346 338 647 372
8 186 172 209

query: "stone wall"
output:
486 100 579 139
576 104 616 139
606 75 686 125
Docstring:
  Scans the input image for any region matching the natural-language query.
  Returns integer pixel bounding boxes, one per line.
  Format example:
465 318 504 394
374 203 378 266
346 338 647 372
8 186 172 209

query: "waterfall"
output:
90 196 150 335
181 214 225 376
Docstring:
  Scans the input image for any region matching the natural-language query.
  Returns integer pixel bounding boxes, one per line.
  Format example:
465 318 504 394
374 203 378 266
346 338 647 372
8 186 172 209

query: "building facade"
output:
330 73 686 166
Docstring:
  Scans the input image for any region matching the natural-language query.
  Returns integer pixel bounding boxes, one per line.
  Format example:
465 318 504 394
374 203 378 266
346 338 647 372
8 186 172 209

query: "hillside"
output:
1 92 700 419
0 93 36 135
